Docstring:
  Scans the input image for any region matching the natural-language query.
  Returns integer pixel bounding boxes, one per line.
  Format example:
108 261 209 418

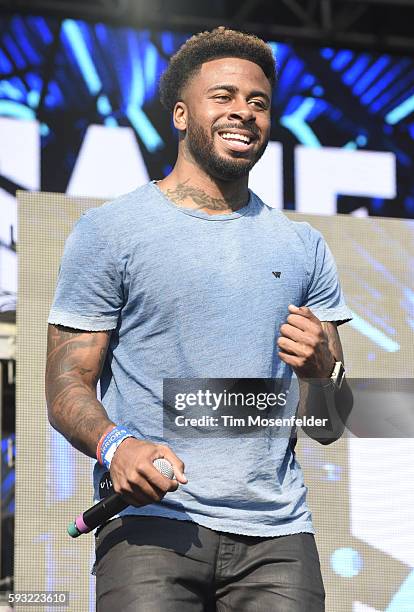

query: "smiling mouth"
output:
218 131 257 150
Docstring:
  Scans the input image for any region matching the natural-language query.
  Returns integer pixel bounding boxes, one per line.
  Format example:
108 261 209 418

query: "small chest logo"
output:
272 271 282 279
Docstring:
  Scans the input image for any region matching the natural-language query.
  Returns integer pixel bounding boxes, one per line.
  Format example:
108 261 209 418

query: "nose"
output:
227 99 255 123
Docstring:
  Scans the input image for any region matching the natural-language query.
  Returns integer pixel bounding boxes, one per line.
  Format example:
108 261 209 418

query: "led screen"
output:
1 14 414 310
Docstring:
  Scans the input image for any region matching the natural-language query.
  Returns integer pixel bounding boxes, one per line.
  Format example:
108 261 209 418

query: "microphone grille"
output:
153 457 175 480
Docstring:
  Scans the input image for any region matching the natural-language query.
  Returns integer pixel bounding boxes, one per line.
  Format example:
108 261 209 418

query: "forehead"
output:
193 57 271 94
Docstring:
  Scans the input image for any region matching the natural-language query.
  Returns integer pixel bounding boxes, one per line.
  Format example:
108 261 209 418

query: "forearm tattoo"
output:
45 325 112 457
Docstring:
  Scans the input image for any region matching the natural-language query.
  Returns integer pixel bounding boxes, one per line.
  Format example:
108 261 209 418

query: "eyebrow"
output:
206 84 270 104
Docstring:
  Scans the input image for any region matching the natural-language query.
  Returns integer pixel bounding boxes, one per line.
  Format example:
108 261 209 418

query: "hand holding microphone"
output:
109 437 187 507
68 428 187 538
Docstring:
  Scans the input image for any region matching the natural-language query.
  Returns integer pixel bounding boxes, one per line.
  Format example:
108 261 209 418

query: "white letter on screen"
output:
0 118 40 294
67 125 149 198
249 141 283 209
295 146 396 215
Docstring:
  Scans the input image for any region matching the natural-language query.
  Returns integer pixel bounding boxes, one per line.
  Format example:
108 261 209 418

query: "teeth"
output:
220 132 251 144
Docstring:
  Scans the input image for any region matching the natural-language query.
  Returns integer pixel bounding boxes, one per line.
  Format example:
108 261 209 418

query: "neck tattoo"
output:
163 180 247 212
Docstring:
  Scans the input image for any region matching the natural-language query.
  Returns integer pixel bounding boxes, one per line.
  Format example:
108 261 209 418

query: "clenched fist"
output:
277 305 335 379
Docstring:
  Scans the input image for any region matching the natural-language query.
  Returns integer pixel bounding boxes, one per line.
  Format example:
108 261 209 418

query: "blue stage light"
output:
331 548 363 578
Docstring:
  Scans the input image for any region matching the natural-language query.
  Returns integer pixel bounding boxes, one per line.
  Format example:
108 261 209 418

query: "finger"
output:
278 351 302 369
285 313 310 332
123 488 162 507
147 463 180 493
279 323 305 342
280 324 320 352
277 336 307 357
131 456 179 492
286 312 320 333
112 475 165 506
130 476 172 500
159 449 188 484
288 304 318 321
116 491 153 508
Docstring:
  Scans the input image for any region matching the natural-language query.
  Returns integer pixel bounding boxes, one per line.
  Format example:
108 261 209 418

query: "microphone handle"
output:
68 493 128 538
83 492 129 530
67 459 175 538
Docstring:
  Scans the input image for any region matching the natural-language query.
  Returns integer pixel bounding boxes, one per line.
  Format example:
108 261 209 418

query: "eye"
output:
250 99 266 109
214 94 231 102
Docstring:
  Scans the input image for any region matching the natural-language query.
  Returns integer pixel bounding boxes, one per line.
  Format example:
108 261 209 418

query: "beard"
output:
185 118 269 181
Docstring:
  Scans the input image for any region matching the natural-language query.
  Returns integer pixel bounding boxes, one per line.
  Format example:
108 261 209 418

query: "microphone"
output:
67 458 175 538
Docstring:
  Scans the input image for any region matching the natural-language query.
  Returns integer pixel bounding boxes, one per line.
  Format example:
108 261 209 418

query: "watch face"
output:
332 362 345 389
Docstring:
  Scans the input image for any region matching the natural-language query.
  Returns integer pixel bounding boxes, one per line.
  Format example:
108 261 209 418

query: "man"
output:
46 27 353 611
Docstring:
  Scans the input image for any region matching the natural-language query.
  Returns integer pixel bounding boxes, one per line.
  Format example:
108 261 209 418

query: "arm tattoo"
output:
45 325 113 458
163 179 247 212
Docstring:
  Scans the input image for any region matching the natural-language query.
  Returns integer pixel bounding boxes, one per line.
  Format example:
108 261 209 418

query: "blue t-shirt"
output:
48 182 352 537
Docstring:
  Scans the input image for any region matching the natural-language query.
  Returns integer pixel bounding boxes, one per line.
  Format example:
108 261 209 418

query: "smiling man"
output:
46 27 353 612
158 37 272 208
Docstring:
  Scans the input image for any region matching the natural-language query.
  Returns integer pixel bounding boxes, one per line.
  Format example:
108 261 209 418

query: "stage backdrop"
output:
16 191 414 612
2 14 414 315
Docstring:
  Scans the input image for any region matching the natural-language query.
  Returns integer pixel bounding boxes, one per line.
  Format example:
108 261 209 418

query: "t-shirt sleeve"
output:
48 213 123 331
302 225 352 325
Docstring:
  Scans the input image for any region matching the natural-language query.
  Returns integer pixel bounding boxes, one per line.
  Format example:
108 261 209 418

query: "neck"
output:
156 154 250 215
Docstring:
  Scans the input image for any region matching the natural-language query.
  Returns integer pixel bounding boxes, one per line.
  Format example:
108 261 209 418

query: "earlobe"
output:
173 101 187 132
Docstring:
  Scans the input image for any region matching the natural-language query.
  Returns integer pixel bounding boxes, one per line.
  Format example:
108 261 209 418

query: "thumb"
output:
172 463 188 484
170 459 188 484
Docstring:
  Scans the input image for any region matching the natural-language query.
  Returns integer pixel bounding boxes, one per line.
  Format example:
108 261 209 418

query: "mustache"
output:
213 123 260 139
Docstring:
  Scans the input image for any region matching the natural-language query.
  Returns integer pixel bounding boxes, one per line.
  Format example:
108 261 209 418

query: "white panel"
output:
248 141 283 209
0 117 40 189
353 602 382 612
0 189 17 244
0 245 17 293
67 125 149 198
295 146 396 215
351 207 369 218
0 118 39 300
0 322 16 359
349 438 414 566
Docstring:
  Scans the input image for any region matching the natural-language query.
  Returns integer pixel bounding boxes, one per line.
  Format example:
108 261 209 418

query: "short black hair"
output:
159 26 276 112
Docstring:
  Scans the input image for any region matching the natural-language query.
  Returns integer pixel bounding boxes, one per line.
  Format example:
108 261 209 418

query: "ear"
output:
173 101 187 132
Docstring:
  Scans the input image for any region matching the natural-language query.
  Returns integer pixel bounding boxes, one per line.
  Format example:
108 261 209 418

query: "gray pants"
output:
95 516 325 612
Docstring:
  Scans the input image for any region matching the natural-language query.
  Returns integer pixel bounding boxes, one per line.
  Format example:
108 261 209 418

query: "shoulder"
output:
73 183 160 253
251 192 322 249
288 219 324 251
82 182 155 228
